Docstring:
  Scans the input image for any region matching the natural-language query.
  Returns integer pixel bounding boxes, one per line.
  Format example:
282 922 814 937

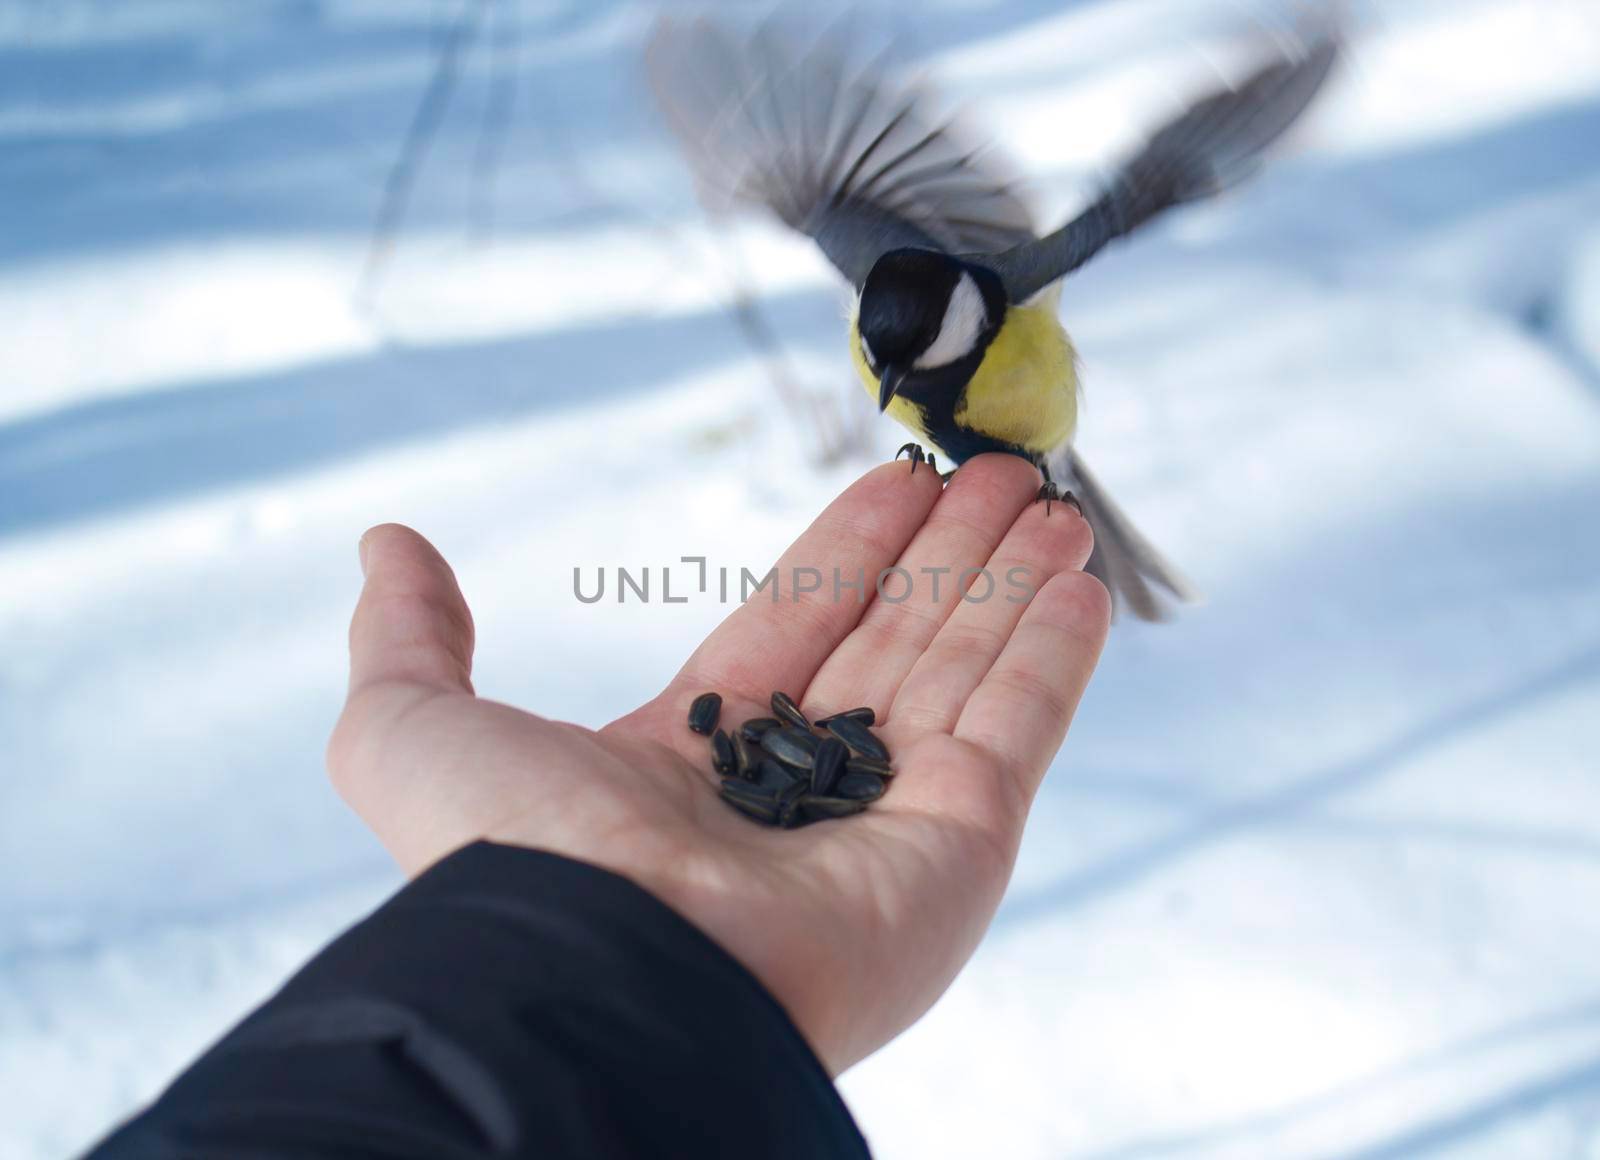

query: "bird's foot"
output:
1035 481 1084 517
924 452 959 484
895 442 928 475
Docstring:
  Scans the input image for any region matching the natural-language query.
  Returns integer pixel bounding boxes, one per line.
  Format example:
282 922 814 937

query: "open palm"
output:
328 454 1109 1073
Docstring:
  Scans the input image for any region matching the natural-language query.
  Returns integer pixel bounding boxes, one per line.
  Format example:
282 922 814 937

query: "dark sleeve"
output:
86 841 870 1159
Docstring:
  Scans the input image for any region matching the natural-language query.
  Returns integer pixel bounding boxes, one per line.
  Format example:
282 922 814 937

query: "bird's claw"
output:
1035 481 1084 518
895 444 955 484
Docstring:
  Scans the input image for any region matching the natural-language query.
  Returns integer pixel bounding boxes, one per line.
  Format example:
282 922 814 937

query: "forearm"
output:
85 842 868 1159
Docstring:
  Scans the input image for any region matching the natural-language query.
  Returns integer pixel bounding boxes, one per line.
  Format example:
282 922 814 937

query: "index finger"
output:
669 460 943 707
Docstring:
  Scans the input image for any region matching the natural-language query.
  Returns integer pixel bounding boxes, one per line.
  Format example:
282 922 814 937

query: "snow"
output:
3 0 1599 1156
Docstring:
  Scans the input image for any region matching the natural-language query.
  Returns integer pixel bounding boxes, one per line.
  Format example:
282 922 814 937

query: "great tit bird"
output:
647 17 1339 620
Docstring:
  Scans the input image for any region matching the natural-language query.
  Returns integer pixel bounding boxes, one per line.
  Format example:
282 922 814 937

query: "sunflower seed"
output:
687 692 722 735
739 717 782 743
721 796 777 824
752 758 799 793
730 731 756 779
836 772 886 801
844 755 893 778
810 737 848 796
720 785 779 825
720 776 775 802
770 691 810 731
764 780 806 829
711 690 891 825
816 706 875 728
777 773 809 804
797 795 870 822
760 726 819 770
823 715 889 761
710 728 735 774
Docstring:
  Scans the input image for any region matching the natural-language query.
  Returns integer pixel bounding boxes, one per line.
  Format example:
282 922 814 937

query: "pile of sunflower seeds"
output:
688 691 894 828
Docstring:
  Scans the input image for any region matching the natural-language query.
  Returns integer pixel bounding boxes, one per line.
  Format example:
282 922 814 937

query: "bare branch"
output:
472 0 520 240
360 0 492 300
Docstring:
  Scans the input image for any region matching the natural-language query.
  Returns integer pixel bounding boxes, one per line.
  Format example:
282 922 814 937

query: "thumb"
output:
347 523 476 700
329 524 477 870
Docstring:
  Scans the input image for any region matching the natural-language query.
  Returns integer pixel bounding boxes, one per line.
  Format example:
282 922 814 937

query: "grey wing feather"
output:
646 17 1036 287
988 27 1341 303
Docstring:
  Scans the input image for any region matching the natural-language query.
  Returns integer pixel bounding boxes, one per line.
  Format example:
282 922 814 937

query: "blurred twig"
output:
562 144 859 463
533 85 860 462
471 0 520 240
358 3 862 465
360 0 491 300
710 226 858 464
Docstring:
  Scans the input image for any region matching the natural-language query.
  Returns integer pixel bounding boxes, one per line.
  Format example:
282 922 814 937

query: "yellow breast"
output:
956 293 1078 453
850 290 1078 459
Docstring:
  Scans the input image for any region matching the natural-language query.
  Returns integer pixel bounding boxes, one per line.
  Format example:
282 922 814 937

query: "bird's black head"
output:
858 248 1004 411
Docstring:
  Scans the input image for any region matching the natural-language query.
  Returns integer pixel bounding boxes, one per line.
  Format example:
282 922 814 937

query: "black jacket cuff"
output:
88 841 870 1159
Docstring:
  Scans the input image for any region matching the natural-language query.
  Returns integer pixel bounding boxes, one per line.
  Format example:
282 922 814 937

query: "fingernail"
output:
358 532 371 577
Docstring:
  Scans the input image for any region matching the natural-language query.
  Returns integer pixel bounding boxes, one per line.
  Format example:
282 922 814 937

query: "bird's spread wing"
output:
646 17 1036 288
986 27 1341 304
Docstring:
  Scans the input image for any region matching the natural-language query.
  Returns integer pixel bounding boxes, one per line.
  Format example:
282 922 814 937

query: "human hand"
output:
327 454 1109 1073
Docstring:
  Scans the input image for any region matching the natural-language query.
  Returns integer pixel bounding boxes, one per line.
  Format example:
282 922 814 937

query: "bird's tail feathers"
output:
1053 449 1198 623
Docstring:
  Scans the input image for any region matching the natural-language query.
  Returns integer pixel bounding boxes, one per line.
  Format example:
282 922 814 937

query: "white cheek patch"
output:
915 271 986 370
859 330 878 370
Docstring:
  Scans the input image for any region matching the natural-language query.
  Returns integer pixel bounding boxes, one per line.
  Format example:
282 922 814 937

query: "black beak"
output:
877 366 906 412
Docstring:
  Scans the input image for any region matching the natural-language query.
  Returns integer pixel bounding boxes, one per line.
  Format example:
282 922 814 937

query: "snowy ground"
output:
3 0 1600 1156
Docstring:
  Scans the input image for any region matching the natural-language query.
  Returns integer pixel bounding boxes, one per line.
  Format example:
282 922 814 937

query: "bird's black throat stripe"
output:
890 321 1036 469
921 424 1036 468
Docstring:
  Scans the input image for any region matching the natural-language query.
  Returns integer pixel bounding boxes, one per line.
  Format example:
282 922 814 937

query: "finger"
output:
890 499 1093 736
803 454 1040 718
668 460 942 709
346 523 476 700
953 570 1111 802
